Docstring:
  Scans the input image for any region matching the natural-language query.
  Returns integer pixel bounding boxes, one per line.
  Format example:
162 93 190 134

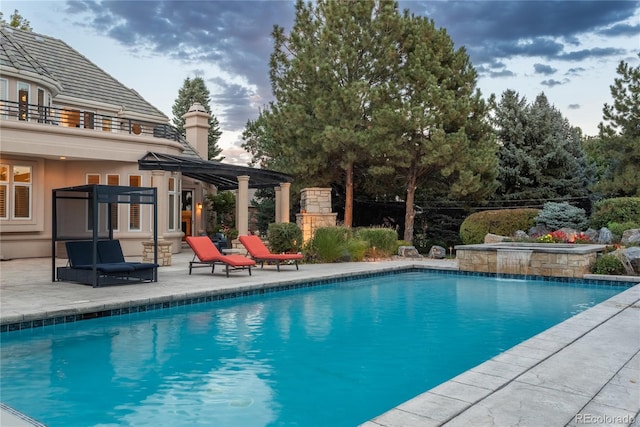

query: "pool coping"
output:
1 254 639 426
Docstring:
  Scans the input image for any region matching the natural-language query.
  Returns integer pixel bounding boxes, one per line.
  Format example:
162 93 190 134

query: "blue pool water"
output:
0 271 626 427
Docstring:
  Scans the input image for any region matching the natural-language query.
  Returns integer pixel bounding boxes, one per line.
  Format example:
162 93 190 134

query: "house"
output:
0 25 292 260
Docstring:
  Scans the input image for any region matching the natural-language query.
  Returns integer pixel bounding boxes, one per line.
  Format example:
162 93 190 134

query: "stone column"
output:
236 175 249 236
151 170 168 238
280 182 291 223
274 186 282 224
296 187 336 243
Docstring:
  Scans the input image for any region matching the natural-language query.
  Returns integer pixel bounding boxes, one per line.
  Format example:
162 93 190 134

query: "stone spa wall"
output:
455 243 607 278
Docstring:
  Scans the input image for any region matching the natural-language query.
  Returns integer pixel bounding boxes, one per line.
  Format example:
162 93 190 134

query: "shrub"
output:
534 202 588 231
305 227 354 263
591 254 626 275
459 209 539 244
266 223 303 254
355 227 398 258
607 221 640 242
591 197 640 229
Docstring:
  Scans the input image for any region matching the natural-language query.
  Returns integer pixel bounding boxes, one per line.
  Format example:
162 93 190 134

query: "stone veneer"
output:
455 243 607 278
142 240 172 266
296 187 337 243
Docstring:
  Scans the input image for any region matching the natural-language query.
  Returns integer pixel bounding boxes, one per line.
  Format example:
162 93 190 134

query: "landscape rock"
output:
623 247 640 274
558 227 579 242
484 233 508 243
621 229 640 246
528 225 550 238
427 245 446 259
398 246 422 258
584 228 599 242
513 230 529 240
597 227 613 244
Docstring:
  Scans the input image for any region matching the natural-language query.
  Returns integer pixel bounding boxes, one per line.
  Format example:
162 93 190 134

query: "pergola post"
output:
280 182 291 223
274 186 282 224
237 175 249 236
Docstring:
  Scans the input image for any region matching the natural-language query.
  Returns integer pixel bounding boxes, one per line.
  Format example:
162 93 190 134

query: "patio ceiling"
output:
138 152 293 190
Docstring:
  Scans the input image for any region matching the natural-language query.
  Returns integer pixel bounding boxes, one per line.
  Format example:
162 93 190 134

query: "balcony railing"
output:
0 100 182 142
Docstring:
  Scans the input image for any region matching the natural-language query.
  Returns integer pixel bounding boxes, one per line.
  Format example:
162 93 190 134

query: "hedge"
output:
459 209 539 244
591 197 640 229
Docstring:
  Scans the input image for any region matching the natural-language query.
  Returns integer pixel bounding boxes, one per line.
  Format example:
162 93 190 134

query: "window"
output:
61 109 80 127
107 174 119 231
18 82 29 121
102 117 112 132
37 88 46 123
83 111 95 129
0 165 7 219
0 164 32 220
0 79 8 119
129 175 141 231
168 177 177 231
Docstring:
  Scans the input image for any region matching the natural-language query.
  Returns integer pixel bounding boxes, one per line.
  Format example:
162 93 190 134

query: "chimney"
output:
183 102 210 159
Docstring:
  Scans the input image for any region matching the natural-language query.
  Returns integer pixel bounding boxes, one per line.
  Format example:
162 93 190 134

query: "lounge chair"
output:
185 236 256 277
238 235 303 271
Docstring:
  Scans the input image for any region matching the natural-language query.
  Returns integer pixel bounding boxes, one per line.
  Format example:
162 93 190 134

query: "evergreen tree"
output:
585 56 640 197
371 13 497 241
0 10 32 31
491 91 592 201
259 0 402 227
172 76 223 160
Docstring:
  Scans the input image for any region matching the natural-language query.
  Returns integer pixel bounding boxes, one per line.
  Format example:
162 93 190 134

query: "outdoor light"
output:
197 203 203 210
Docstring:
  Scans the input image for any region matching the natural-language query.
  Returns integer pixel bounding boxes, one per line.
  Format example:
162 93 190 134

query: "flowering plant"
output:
537 230 591 244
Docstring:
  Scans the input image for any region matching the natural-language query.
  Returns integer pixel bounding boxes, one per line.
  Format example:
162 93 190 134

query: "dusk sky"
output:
2 1 638 164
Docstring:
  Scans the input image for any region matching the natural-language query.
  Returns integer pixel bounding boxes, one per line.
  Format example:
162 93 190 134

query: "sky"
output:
2 1 639 165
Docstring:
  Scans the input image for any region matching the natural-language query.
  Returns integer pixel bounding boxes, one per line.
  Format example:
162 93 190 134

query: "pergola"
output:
52 184 158 286
138 152 294 235
138 152 293 190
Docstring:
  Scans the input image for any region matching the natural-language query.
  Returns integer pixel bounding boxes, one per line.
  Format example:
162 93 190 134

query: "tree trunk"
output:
403 171 417 242
344 161 354 227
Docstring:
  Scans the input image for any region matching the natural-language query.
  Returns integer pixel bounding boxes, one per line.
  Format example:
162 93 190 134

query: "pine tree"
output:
261 0 402 227
0 10 32 31
585 56 640 197
491 91 592 201
370 13 497 241
172 77 223 160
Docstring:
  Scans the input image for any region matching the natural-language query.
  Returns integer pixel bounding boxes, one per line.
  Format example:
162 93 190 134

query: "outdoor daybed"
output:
57 240 158 287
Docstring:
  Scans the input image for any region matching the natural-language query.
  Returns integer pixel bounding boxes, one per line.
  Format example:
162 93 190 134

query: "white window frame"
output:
0 163 33 221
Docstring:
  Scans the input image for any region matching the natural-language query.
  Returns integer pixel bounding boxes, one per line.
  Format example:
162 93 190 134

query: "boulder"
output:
398 246 422 258
621 229 640 246
623 247 640 274
484 233 508 243
597 227 613 244
513 230 529 240
584 228 598 242
528 225 550 239
427 245 446 259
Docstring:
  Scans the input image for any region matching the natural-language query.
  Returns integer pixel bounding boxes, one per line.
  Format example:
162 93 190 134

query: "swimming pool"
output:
0 270 627 427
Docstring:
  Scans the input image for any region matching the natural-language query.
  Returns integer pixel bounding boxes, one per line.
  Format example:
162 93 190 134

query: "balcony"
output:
0 100 182 142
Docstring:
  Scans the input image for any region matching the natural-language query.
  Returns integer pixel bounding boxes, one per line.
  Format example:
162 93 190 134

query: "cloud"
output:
599 22 640 36
405 1 638 64
534 63 557 75
541 79 565 88
566 67 587 76
568 104 581 110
